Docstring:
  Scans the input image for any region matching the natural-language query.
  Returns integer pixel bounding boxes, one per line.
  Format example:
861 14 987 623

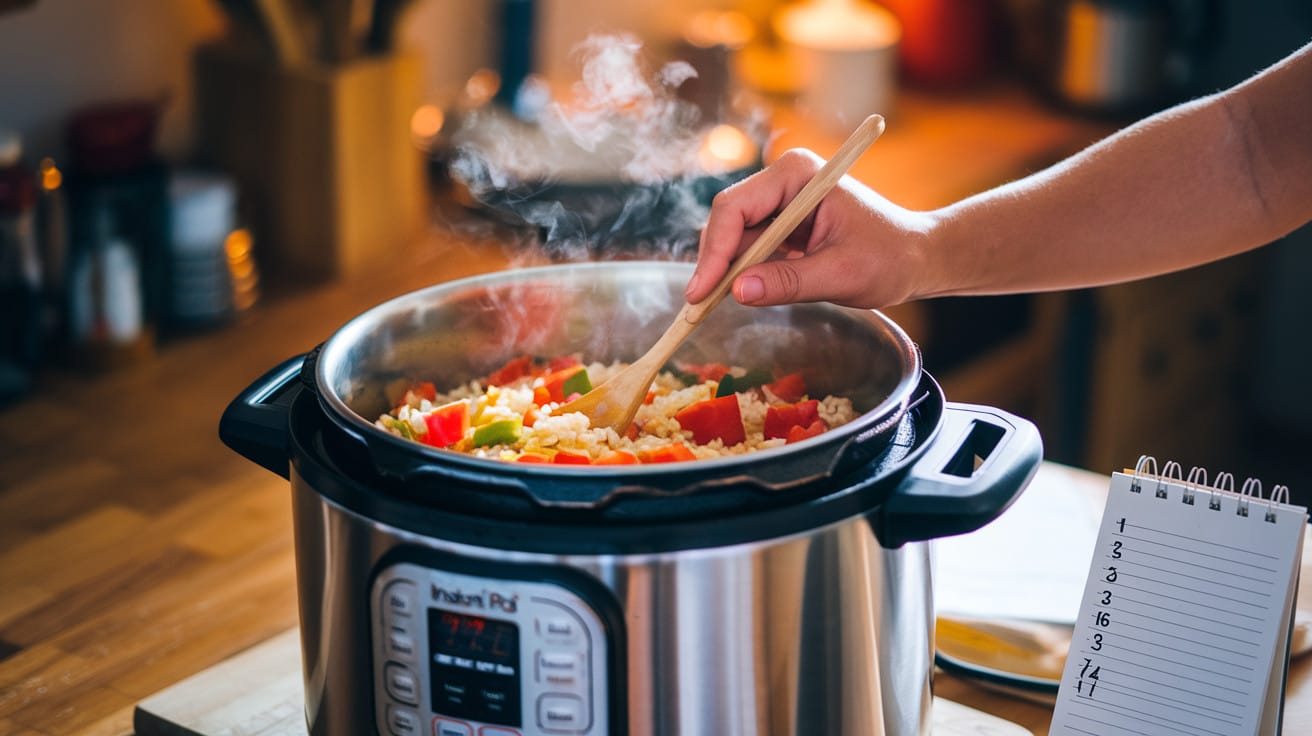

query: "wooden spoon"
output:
559 113 886 433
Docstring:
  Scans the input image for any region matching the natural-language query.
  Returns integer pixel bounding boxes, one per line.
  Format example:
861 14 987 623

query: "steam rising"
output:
448 33 762 260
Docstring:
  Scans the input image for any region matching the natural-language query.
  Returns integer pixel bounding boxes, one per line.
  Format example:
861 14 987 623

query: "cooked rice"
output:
378 360 857 464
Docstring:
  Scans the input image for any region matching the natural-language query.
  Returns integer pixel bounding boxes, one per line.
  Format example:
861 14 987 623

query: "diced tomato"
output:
644 391 656 405
515 452 551 463
595 450 639 465
785 419 827 444
638 444 697 463
552 450 593 465
763 399 821 440
411 381 436 402
533 386 552 406
421 401 470 447
674 395 746 446
486 355 535 386
547 355 582 372
766 372 807 403
540 366 588 403
679 362 731 383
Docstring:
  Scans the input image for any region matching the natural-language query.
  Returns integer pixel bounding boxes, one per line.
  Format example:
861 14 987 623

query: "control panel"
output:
372 560 613 736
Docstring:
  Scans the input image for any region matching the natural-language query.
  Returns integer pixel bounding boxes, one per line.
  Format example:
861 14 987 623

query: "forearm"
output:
920 43 1312 300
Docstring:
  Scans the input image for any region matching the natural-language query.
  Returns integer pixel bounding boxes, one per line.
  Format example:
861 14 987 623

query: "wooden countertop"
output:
0 83 1189 735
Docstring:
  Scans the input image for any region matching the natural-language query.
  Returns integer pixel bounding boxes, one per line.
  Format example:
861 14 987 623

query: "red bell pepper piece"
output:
674 395 746 446
595 450 639 465
763 399 821 440
786 419 827 444
411 381 436 402
638 443 697 463
486 355 536 386
421 401 470 447
552 450 593 465
547 355 581 372
766 372 807 403
679 362 731 383
515 452 551 463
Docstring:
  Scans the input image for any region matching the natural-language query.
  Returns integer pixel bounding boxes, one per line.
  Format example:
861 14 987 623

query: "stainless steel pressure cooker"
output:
221 262 1042 736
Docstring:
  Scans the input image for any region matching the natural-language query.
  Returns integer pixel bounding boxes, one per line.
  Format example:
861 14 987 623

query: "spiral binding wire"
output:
1131 456 1294 524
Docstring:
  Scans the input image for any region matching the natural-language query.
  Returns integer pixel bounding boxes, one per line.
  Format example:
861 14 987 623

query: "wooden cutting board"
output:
134 628 1031 735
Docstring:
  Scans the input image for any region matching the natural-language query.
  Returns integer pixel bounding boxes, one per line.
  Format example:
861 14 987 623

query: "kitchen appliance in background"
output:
1029 0 1220 115
165 171 259 330
220 262 1042 736
61 100 169 371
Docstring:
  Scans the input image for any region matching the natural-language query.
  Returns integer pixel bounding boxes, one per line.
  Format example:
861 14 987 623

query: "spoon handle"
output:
685 113 886 324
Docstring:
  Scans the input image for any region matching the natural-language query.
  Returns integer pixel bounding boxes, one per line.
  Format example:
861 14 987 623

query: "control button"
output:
538 616 579 643
536 650 583 688
479 727 522 736
386 705 421 736
432 717 474 736
383 580 417 618
537 693 586 732
388 628 417 662
384 663 420 705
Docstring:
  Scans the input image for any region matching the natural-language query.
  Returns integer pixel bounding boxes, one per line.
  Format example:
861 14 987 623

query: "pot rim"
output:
313 261 923 484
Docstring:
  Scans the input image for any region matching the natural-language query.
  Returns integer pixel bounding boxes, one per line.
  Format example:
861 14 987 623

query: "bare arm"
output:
687 42 1312 308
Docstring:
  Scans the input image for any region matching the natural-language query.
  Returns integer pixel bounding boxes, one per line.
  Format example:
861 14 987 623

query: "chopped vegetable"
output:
485 355 536 386
541 366 589 403
763 399 821 441
638 443 697 463
421 401 470 447
594 450 639 465
384 417 417 441
472 418 522 447
678 362 731 383
552 450 592 465
715 368 773 398
766 372 807 403
515 452 551 463
547 355 581 372
785 419 827 444
674 395 745 446
561 367 591 400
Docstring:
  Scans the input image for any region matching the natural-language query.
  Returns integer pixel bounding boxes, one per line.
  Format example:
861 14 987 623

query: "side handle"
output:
871 403 1043 548
219 354 307 480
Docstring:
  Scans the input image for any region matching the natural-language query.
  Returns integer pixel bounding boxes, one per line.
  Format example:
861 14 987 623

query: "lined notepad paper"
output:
1050 467 1306 736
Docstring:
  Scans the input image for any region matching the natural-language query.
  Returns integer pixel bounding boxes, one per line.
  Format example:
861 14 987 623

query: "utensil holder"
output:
194 43 426 281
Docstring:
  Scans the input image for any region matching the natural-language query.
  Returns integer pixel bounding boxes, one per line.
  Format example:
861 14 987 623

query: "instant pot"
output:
221 262 1042 736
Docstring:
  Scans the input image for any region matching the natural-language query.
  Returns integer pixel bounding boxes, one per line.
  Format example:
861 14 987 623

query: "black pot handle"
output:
219 354 307 480
870 402 1043 548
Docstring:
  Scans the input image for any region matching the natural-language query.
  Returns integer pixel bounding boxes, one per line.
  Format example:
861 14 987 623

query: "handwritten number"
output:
1100 590 1112 605
1091 633 1103 651
1095 610 1111 627
1111 540 1123 559
1116 517 1126 533
1105 566 1118 583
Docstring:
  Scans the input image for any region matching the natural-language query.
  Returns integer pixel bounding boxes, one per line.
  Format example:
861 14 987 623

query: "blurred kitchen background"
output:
0 0 1309 498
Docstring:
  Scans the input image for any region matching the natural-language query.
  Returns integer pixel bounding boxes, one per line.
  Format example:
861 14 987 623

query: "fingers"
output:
731 245 855 306
686 149 826 303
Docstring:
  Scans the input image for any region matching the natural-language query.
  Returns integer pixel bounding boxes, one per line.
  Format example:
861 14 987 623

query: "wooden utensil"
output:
559 113 886 433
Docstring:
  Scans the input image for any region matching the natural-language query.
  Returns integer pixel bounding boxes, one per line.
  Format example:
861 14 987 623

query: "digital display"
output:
428 609 521 726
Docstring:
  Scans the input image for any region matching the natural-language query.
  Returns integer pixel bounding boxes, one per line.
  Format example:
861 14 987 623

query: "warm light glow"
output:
684 10 756 49
39 157 61 191
410 105 445 140
698 124 757 174
776 0 901 50
225 228 253 261
464 68 501 106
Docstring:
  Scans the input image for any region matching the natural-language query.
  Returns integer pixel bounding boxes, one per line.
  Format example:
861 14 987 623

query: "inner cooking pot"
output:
304 261 922 509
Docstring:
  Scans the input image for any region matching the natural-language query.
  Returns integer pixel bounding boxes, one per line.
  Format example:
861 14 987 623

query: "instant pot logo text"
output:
432 585 518 614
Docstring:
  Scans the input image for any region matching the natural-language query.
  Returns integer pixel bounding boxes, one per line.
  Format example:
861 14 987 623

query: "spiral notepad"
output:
1050 457 1307 736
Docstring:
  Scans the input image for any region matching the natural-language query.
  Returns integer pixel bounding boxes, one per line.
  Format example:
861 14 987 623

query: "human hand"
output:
685 149 938 310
